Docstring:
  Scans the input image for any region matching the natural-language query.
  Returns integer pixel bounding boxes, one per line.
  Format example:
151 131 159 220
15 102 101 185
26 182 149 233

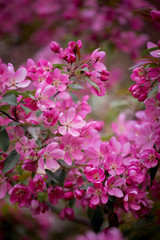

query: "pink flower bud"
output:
64 191 74 200
74 189 85 200
64 181 74 188
50 41 60 53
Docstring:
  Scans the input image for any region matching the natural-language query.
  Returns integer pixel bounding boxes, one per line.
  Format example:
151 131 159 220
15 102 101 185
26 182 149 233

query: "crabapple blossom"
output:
105 176 125 198
87 183 108 205
58 107 86 137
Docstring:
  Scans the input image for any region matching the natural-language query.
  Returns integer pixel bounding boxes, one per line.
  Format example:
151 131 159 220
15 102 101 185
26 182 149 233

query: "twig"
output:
0 109 18 122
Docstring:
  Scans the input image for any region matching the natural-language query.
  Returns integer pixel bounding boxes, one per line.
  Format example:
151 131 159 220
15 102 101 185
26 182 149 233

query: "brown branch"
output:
0 109 18 122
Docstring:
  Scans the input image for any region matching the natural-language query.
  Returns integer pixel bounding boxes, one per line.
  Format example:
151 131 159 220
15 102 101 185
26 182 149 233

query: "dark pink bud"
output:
64 181 74 188
50 41 60 53
150 10 160 22
64 191 74 200
60 207 75 220
74 189 85 200
85 71 92 77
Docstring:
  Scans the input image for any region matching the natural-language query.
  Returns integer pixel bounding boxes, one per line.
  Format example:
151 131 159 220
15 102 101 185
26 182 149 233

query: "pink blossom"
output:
58 107 86 137
43 108 59 126
15 136 35 159
48 186 64 205
28 174 46 193
38 142 64 170
5 64 30 90
31 200 48 216
104 153 125 176
87 183 108 205
9 184 32 207
85 166 105 183
91 48 106 71
147 41 160 58
51 68 68 91
0 170 11 199
60 207 75 220
140 148 160 169
124 189 145 211
60 134 83 165
105 176 125 198
35 82 56 111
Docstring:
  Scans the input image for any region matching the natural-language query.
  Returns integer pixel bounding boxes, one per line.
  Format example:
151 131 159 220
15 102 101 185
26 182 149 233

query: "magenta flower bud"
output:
150 10 160 22
60 207 75 220
64 191 74 200
64 181 74 188
138 93 147 102
50 41 60 53
85 71 92 77
74 189 85 200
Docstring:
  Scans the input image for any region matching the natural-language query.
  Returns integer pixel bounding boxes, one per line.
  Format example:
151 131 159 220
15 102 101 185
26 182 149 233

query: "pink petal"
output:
50 149 64 159
46 142 58 152
15 68 27 82
59 126 67 135
113 188 124 198
64 152 72 165
45 158 59 169
130 202 141 210
58 84 66 91
68 127 80 137
90 195 100 205
101 194 108 204
66 107 76 123
0 182 7 199
18 80 31 88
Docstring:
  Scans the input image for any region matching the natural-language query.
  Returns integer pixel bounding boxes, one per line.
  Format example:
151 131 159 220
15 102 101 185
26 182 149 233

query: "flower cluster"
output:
0 39 160 234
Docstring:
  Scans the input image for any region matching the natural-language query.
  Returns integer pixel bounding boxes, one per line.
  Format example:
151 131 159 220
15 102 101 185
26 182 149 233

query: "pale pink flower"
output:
5 64 30 90
35 82 56 111
38 142 64 170
60 134 83 165
58 107 86 137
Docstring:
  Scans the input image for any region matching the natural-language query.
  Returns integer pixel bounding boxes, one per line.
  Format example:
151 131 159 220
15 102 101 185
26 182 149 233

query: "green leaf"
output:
141 47 159 57
148 83 159 99
7 122 20 127
87 206 104 233
0 105 10 112
0 127 9 152
52 63 68 70
69 84 84 90
2 94 17 106
69 92 79 103
85 77 100 93
21 105 32 114
45 169 66 187
3 150 20 173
